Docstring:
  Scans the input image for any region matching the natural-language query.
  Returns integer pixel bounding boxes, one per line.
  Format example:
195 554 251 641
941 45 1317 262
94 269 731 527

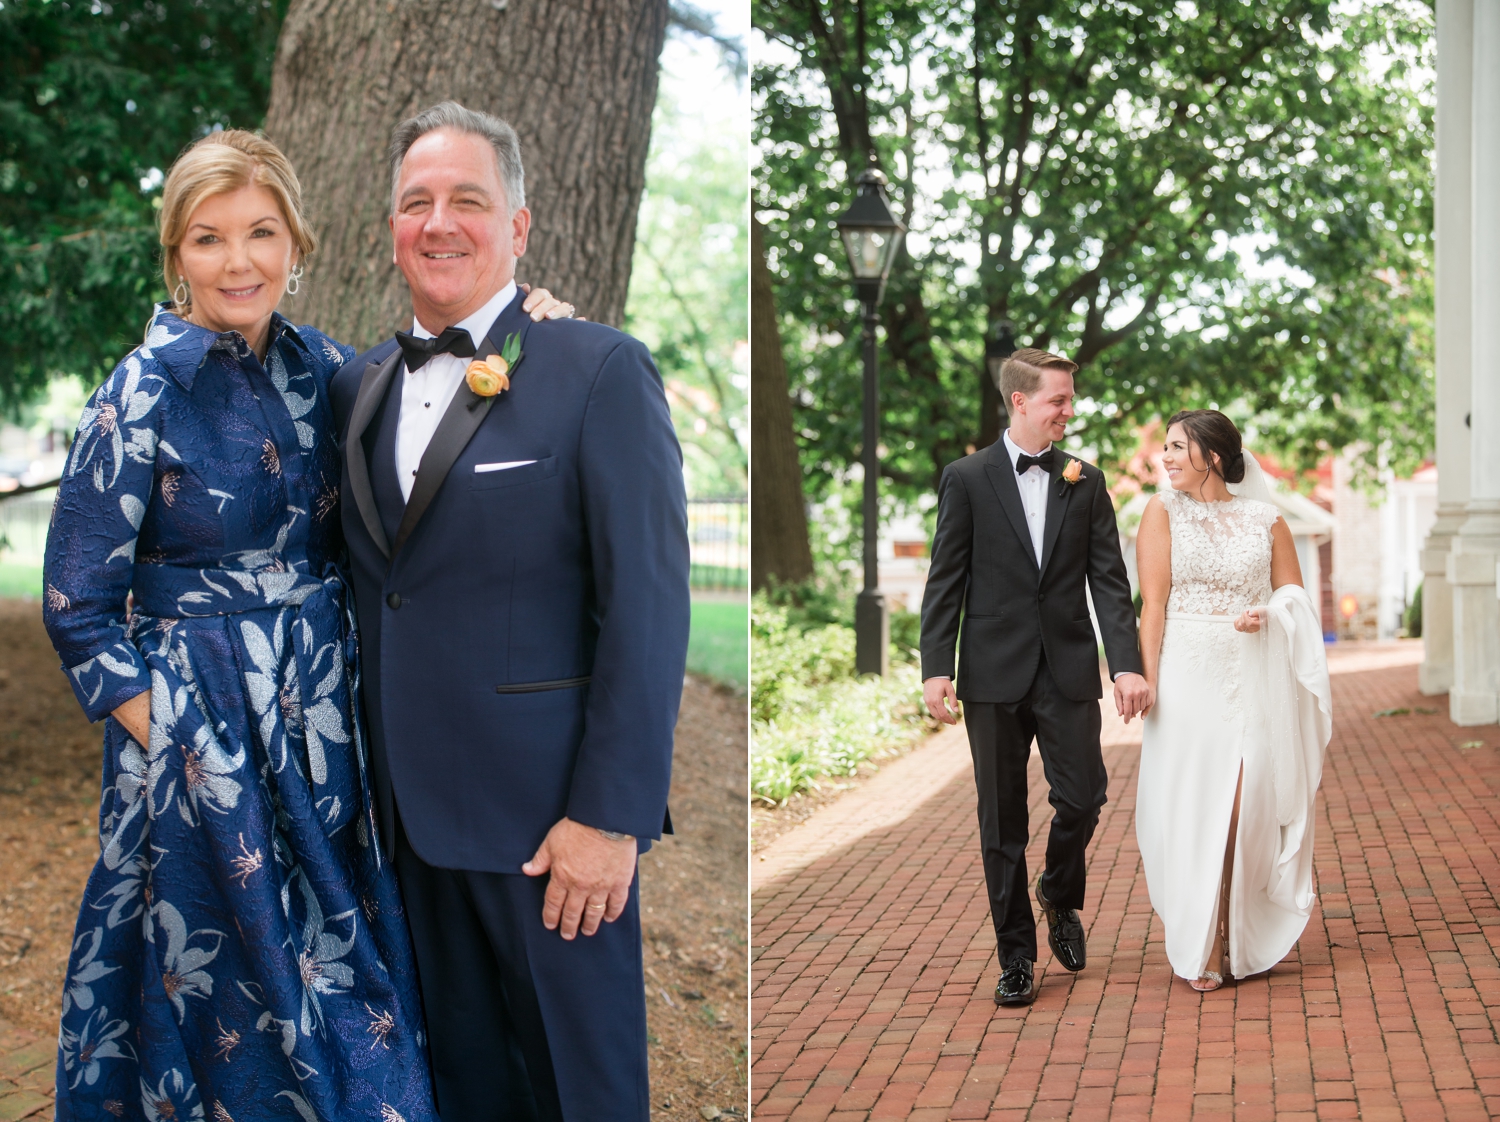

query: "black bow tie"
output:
1016 448 1054 474
395 325 477 371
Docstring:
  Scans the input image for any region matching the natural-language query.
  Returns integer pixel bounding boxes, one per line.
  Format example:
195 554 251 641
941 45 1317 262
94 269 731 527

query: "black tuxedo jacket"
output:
330 291 690 871
919 440 1142 704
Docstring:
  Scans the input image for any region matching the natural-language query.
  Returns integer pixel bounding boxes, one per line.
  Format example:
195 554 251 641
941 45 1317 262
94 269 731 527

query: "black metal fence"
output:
2 487 748 595
687 496 748 591
0 486 53 563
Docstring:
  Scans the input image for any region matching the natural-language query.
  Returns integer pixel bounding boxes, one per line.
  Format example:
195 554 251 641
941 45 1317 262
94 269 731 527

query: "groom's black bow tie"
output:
395 326 477 371
1015 449 1055 474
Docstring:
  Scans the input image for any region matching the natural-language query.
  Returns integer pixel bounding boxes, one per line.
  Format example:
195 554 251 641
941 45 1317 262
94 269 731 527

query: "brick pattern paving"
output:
0 1021 52 1122
751 654 1500 1120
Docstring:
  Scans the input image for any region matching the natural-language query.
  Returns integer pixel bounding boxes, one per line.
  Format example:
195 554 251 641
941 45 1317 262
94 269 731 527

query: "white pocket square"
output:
474 460 538 473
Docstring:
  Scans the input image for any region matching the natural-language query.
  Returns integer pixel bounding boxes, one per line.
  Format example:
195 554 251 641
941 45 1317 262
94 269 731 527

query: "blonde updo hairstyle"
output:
159 130 318 314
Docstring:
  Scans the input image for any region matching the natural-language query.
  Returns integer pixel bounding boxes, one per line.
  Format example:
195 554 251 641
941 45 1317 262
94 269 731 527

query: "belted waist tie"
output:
132 562 341 619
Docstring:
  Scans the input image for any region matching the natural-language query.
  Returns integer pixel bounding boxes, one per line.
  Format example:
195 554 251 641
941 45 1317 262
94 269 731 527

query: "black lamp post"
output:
982 320 1018 447
985 320 1017 389
835 168 905 677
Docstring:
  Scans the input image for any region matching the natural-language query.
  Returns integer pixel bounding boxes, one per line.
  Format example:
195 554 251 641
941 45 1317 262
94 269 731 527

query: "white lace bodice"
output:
1159 490 1278 615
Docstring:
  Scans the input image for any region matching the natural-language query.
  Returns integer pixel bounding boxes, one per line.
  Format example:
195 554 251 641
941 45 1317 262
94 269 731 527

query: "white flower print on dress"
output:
149 899 224 1022
60 927 118 1016
59 1004 134 1089
141 1069 205 1122
283 866 357 1036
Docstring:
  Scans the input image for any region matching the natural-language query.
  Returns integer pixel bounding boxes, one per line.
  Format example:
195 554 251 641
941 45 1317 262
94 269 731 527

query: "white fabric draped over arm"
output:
1242 583 1333 913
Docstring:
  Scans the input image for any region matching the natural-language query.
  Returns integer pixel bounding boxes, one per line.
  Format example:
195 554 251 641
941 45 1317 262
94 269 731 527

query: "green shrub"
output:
1403 580 1423 639
751 594 930 804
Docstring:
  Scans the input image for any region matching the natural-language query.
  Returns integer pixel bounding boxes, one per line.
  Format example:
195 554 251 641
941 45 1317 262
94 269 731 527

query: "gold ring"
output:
588 903 605 910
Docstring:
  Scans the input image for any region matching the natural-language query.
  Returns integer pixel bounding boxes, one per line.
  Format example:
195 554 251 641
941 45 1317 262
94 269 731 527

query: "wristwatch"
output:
598 829 631 842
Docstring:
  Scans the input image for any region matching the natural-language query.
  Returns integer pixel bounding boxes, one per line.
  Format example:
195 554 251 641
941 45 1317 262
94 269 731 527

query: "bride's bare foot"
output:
1190 971 1224 992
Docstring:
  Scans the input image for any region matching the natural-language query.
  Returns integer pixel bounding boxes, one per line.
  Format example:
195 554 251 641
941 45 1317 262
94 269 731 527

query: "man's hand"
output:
923 676 960 725
1113 672 1154 723
522 818 637 939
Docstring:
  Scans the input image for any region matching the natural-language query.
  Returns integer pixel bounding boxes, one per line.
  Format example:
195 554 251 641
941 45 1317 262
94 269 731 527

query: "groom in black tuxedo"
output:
920 348 1149 1005
331 102 688 1120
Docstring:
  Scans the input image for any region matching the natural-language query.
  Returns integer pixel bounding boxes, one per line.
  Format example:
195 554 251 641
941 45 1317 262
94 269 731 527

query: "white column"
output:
1424 0 1476 694
1422 0 1470 693
1450 0 1500 724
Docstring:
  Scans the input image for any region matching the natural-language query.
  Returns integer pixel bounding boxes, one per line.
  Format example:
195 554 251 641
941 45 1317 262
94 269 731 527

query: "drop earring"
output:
173 276 188 306
287 264 304 296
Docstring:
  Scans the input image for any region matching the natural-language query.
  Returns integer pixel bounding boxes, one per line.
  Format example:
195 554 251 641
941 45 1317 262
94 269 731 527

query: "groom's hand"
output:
522 818 637 939
923 677 960 725
1113 672 1153 723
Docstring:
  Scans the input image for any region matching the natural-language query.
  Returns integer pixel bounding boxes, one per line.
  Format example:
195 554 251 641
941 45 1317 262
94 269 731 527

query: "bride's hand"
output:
1233 609 1264 633
519 283 579 321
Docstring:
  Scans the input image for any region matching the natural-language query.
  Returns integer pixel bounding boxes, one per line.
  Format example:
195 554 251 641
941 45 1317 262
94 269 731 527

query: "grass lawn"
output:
688 595 748 689
0 561 41 600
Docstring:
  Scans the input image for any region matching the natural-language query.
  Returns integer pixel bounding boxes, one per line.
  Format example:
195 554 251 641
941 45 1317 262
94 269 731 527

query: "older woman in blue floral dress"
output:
41 130 568 1120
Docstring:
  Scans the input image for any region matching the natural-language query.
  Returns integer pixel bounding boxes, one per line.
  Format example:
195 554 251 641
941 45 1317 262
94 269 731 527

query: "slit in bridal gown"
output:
1195 763 1244 987
1138 614 1320 982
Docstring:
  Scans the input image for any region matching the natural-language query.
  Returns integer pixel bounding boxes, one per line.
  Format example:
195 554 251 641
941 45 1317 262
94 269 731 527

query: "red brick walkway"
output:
751 650 1500 1120
0 1021 52 1121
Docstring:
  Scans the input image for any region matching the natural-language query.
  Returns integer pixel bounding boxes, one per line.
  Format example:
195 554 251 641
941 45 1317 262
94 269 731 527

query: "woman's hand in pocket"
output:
112 690 151 747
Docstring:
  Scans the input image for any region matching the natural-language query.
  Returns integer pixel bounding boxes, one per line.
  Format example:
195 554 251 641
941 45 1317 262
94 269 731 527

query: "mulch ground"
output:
0 598 747 1119
752 651 1500 1121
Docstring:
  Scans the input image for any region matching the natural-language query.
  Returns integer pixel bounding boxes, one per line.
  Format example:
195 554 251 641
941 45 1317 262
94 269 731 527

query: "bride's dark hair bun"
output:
1166 409 1246 484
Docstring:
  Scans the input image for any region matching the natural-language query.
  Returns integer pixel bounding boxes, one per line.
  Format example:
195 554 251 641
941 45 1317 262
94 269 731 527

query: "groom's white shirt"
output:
1003 429 1051 566
395 280 517 501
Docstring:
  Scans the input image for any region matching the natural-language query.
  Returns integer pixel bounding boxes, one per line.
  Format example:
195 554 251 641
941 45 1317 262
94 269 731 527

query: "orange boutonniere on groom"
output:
465 333 523 398
1057 457 1083 496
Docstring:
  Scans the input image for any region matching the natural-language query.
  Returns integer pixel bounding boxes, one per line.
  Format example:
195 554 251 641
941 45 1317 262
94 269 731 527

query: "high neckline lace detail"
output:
1159 489 1277 616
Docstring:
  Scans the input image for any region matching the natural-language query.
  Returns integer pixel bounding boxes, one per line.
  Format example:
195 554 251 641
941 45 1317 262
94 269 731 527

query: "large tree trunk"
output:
263 0 668 348
751 218 813 590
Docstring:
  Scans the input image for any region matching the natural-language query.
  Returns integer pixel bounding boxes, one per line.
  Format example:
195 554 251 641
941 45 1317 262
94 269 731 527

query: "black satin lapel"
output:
1038 456 1076 578
345 351 400 559
983 449 1039 573
391 385 495 558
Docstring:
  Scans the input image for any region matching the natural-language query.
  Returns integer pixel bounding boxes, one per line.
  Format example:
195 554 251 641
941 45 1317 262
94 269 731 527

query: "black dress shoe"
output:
994 956 1036 1006
1036 881 1086 972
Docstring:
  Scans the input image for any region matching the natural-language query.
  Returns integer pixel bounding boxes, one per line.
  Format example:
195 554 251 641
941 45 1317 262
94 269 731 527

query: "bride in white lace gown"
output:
1135 410 1331 991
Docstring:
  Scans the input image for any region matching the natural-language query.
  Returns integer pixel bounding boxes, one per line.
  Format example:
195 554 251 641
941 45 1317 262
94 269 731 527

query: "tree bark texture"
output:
264 0 668 348
751 217 813 589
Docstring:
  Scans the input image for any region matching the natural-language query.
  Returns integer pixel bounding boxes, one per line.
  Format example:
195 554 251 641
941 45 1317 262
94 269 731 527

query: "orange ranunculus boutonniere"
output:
465 333 522 398
1061 458 1083 485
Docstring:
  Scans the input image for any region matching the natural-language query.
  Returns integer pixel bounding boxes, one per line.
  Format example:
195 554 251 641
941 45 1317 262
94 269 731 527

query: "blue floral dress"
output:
42 304 437 1121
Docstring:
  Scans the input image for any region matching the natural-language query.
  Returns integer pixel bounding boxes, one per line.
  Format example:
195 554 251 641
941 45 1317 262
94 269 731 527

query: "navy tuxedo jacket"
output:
331 291 690 871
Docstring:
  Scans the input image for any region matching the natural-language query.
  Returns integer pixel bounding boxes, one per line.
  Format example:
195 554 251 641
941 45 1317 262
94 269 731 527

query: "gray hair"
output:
388 100 526 215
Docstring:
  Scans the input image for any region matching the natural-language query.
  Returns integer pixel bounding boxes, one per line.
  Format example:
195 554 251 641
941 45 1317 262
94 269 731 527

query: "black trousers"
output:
393 815 650 1122
964 656 1108 965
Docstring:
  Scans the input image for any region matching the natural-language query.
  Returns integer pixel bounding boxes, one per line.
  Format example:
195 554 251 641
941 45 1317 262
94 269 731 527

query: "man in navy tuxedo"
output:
330 100 689 1121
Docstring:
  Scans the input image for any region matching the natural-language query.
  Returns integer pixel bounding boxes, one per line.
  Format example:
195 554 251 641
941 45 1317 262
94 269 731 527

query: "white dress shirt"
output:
395 281 517 501
1003 429 1051 566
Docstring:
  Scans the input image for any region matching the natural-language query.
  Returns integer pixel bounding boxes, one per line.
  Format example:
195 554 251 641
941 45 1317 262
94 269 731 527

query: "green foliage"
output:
751 593 929 803
0 0 289 405
1404 578 1422 639
755 0 1435 507
687 597 749 688
625 63 748 497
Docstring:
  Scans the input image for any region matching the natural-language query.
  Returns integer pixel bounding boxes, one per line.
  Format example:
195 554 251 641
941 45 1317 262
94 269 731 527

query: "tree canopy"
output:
2 0 745 504
0 0 286 407
755 0 1434 507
